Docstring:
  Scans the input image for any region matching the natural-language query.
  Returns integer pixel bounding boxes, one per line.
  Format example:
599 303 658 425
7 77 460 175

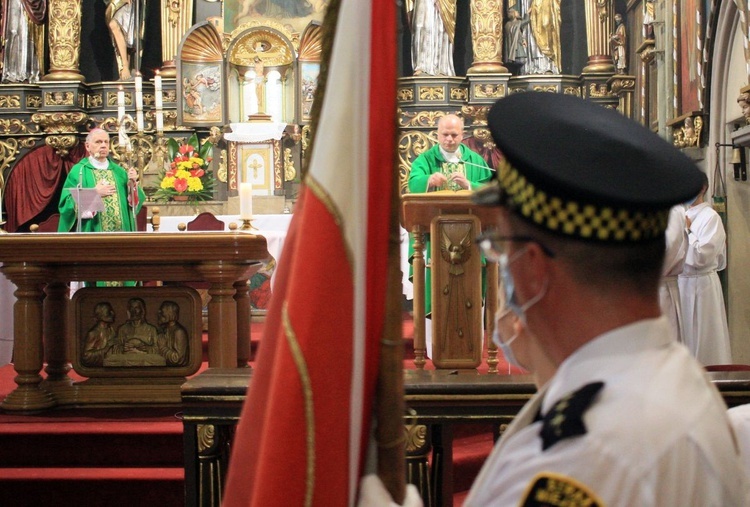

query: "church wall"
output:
722 18 750 364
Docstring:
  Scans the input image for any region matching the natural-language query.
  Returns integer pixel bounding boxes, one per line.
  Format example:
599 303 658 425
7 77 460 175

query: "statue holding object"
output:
105 0 146 80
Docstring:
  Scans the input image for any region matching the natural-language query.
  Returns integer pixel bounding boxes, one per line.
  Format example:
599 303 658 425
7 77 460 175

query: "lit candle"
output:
117 85 125 120
239 182 253 220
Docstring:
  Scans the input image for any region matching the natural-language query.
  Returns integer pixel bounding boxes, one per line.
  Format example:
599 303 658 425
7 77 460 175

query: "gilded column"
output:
467 0 508 74
161 0 195 78
43 0 85 81
582 0 615 74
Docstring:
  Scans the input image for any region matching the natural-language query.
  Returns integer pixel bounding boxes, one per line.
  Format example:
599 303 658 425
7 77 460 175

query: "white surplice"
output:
660 205 688 343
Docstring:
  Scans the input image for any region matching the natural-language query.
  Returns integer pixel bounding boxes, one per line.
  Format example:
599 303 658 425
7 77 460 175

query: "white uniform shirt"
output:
678 202 731 364
465 317 748 507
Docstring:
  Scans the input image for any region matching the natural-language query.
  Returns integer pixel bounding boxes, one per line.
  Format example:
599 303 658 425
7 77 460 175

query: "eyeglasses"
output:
475 231 555 262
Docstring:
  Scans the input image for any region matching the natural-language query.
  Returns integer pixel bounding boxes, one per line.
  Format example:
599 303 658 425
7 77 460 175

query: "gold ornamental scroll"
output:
44 0 85 81
467 0 508 74
582 0 615 74
161 0 195 77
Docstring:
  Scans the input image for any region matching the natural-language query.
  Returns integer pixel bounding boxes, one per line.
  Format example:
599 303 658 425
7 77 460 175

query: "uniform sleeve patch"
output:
519 472 604 507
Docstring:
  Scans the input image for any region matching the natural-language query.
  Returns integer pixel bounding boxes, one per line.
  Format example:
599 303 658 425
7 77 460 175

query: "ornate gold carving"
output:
31 111 88 157
273 140 282 190
450 87 468 101
218 149 228 183
26 95 42 108
404 423 428 453
107 91 132 107
398 130 437 194
471 127 495 150
161 0 195 64
588 82 611 97
468 0 506 73
47 0 84 78
609 78 635 94
563 86 582 96
230 20 297 51
0 95 21 108
77 93 84 108
0 139 21 176
509 87 526 94
398 88 414 102
298 23 322 61
461 105 490 125
532 85 558 93
229 143 238 190
88 93 103 108
283 147 296 182
181 20 223 63
197 424 216 453
419 86 445 101
301 124 311 155
163 89 177 104
0 118 40 134
474 83 505 98
229 28 294 67
673 116 702 148
45 91 74 106
399 110 448 128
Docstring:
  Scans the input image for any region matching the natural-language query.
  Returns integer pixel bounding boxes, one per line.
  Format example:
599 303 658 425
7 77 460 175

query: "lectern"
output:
401 191 500 371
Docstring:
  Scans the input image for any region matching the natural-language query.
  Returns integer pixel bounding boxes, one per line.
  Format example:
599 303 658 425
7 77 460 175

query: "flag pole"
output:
375 133 407 504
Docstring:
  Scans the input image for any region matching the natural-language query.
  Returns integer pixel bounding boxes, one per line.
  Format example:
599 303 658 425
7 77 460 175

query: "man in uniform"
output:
408 114 492 357
466 92 748 506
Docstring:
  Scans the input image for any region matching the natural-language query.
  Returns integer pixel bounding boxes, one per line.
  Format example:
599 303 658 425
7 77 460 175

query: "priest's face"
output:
86 130 110 161
437 117 463 153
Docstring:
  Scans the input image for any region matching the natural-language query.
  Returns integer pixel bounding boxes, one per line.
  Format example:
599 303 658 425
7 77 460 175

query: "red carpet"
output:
0 313 514 506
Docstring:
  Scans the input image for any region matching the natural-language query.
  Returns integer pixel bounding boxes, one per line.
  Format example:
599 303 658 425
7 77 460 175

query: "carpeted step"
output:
0 468 184 507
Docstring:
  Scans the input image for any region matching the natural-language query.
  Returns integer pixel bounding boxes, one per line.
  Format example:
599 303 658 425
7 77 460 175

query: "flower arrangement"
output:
154 133 215 202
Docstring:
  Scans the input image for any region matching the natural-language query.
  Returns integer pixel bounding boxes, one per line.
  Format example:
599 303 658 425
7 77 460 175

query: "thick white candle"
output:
154 71 163 109
156 110 164 134
136 110 144 133
117 86 125 120
135 73 143 113
239 182 253 220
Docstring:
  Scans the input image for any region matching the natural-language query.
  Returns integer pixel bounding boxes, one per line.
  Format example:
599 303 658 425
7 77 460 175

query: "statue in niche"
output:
82 302 117 367
156 301 189 367
504 9 530 70
254 55 266 113
1 0 45 83
610 13 627 75
738 92 750 125
519 0 561 75
643 0 655 40
405 0 457 76
105 0 146 80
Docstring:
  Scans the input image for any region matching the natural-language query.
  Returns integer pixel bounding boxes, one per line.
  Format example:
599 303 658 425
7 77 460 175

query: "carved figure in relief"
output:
113 298 159 356
156 301 189 367
82 302 117 367
738 92 750 125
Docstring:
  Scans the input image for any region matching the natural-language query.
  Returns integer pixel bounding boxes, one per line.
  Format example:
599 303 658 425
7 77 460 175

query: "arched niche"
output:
176 21 227 127
226 24 297 123
297 21 323 123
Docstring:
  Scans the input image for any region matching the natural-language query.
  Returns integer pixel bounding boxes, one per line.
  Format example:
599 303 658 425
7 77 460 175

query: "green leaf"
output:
188 133 199 151
199 139 213 161
167 138 180 161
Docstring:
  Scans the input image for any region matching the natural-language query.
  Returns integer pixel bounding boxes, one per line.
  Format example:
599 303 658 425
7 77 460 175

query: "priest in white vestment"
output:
660 205 688 343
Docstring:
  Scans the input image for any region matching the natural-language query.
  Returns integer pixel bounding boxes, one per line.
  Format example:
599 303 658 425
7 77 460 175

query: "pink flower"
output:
190 169 204 178
173 178 188 193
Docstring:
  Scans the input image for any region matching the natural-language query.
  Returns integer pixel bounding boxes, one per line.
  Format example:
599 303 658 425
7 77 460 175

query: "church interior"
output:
1 0 750 505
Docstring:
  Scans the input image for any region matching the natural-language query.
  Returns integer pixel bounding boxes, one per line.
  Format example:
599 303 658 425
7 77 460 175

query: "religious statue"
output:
82 302 116 367
156 301 189 367
738 92 750 124
504 9 531 70
610 13 627 75
405 0 457 76
673 116 702 148
521 0 561 75
254 56 266 113
105 0 146 80
643 0 655 40
1 0 46 83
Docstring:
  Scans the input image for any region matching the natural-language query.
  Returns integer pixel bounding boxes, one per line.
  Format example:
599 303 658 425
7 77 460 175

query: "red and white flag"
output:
222 0 397 504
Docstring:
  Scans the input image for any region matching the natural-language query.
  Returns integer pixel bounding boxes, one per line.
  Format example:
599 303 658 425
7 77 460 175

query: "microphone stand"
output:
75 163 84 232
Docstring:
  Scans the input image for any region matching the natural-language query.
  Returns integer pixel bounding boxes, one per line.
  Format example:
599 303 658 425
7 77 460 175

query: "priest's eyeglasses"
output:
475 231 556 262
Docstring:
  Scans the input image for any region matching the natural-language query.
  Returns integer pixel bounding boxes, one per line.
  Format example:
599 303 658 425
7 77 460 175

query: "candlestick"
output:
117 86 125 120
239 182 253 220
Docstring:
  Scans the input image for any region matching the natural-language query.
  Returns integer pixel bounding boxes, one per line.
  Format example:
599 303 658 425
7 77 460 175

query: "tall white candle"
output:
135 73 144 133
156 110 164 134
136 110 144 133
239 182 253 220
117 86 125 120
154 70 163 109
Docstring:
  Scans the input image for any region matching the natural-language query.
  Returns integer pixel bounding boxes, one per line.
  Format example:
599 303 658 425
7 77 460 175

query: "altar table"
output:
0 231 269 412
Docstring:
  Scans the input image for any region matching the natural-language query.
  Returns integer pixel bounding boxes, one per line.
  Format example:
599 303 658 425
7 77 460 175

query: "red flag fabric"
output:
222 0 397 504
